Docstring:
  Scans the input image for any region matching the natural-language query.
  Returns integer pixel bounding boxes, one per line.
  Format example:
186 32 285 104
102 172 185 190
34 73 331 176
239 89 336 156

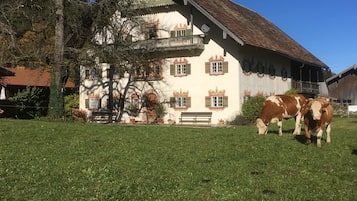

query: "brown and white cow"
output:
256 94 306 136
301 98 333 148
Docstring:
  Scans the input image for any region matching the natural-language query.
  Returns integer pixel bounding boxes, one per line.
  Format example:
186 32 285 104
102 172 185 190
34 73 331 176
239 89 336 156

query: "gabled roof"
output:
186 0 328 69
0 67 75 88
326 64 357 85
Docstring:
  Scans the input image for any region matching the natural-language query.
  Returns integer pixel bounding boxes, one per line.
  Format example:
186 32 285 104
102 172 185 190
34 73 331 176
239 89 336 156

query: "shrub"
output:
229 114 251 125
9 86 46 119
284 88 298 94
71 109 87 121
64 94 79 118
241 96 266 123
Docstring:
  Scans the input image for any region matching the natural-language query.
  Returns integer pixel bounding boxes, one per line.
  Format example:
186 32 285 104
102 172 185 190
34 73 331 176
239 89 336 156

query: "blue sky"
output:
234 0 357 74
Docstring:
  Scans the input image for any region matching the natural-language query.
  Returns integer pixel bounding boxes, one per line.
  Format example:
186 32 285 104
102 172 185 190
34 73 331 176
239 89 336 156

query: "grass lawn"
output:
0 117 356 200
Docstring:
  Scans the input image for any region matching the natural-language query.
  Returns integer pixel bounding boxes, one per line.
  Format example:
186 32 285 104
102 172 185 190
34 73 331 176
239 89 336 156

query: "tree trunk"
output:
48 0 65 119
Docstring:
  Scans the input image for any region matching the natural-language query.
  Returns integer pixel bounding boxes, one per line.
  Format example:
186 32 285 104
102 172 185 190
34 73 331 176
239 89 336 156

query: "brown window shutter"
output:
186 64 191 75
169 97 175 108
205 62 210 74
170 64 175 76
186 97 191 108
223 61 228 73
85 99 89 108
223 96 228 107
186 29 192 36
170 30 176 38
205 96 211 107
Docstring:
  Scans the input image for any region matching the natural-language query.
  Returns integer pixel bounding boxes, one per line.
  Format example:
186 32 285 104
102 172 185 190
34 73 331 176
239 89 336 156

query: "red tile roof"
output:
1 67 75 88
189 0 328 69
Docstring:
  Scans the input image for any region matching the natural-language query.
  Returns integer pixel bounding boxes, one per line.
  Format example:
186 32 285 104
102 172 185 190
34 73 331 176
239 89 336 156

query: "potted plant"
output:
126 103 139 123
154 102 166 124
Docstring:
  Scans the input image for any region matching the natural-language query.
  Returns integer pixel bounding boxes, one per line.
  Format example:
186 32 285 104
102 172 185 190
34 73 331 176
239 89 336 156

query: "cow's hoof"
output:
305 139 311 145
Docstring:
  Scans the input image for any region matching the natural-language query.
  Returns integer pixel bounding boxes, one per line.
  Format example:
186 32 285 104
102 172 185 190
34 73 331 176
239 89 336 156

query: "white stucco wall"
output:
79 9 294 124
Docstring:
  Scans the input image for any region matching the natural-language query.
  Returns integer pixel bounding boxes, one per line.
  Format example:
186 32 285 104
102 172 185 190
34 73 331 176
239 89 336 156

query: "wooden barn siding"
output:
328 73 357 105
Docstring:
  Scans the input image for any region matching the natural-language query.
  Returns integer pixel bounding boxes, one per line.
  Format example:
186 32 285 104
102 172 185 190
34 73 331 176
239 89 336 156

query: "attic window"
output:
145 20 159 39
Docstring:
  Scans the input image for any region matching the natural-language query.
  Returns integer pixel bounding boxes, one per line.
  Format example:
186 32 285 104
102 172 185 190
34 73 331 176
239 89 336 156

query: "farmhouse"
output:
79 0 328 124
326 64 357 105
0 66 75 117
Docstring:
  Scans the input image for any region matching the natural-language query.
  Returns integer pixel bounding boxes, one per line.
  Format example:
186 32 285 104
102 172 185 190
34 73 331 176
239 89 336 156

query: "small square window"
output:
211 96 223 107
211 62 223 74
175 64 186 75
175 97 187 108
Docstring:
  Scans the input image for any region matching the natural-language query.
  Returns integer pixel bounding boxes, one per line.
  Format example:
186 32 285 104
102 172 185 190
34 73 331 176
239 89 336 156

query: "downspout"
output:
299 63 304 92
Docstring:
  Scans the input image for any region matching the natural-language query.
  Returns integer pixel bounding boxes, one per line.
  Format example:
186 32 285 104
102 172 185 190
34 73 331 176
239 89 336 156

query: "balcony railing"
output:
131 35 205 57
292 80 320 95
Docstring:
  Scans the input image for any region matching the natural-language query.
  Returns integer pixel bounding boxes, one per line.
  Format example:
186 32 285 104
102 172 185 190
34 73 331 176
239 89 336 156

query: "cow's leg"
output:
326 124 331 143
316 129 323 148
304 125 311 145
277 120 283 136
293 114 302 135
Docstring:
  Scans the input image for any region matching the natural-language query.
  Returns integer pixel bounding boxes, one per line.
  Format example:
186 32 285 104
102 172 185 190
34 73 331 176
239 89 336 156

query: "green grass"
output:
0 117 356 200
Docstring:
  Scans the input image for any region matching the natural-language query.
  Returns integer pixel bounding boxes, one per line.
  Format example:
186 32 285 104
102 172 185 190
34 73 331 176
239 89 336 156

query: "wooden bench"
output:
90 110 117 123
348 105 357 117
179 112 212 125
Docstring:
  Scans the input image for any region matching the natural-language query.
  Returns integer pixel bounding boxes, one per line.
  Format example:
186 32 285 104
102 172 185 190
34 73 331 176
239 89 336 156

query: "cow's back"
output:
260 94 304 123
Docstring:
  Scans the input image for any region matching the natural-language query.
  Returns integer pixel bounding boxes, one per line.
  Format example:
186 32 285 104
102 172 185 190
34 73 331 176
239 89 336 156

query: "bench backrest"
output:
181 112 212 117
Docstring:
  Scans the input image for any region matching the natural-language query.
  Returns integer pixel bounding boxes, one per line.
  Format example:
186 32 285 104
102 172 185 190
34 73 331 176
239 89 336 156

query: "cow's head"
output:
309 99 330 120
256 118 268 135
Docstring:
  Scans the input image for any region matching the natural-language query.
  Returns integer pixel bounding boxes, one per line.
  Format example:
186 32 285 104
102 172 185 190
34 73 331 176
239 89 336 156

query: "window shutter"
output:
223 61 228 73
223 96 228 107
170 30 175 38
169 97 175 107
205 96 211 107
85 99 89 108
186 97 191 108
186 29 192 36
186 64 191 75
170 64 175 76
205 62 210 74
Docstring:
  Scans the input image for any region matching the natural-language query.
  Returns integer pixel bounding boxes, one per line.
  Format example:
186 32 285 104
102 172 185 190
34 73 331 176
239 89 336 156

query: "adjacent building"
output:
326 64 357 105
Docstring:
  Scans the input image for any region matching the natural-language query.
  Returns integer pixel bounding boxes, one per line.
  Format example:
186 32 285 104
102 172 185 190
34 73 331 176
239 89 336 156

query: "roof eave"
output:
187 0 245 46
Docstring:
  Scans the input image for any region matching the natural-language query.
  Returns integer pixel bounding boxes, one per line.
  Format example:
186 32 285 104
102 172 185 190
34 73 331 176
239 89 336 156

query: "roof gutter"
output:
186 0 245 46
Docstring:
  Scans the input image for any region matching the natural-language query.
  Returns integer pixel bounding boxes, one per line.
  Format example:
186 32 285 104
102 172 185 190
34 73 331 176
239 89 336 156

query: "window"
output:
170 27 192 38
146 25 157 39
85 67 101 80
170 59 191 77
176 64 186 75
211 61 223 74
211 96 223 108
176 29 186 37
175 97 187 108
206 89 228 109
205 57 228 75
171 90 190 109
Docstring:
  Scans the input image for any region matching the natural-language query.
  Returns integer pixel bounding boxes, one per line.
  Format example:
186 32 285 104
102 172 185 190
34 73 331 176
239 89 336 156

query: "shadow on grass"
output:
352 149 357 155
294 134 317 145
268 129 295 135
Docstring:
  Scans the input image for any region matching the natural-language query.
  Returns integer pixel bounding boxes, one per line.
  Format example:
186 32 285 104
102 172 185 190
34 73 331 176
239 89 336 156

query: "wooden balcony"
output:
292 80 320 95
131 35 205 58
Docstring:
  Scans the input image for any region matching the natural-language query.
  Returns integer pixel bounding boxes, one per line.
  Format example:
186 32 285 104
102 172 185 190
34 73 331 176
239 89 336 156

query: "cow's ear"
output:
322 102 330 108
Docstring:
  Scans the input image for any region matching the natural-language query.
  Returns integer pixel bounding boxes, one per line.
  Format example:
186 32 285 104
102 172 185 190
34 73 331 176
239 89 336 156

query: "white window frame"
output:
175 29 186 37
211 96 223 108
175 97 187 108
210 61 223 74
175 63 186 75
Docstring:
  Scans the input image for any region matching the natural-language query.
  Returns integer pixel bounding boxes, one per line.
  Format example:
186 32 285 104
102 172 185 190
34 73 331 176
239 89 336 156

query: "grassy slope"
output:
0 117 356 200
